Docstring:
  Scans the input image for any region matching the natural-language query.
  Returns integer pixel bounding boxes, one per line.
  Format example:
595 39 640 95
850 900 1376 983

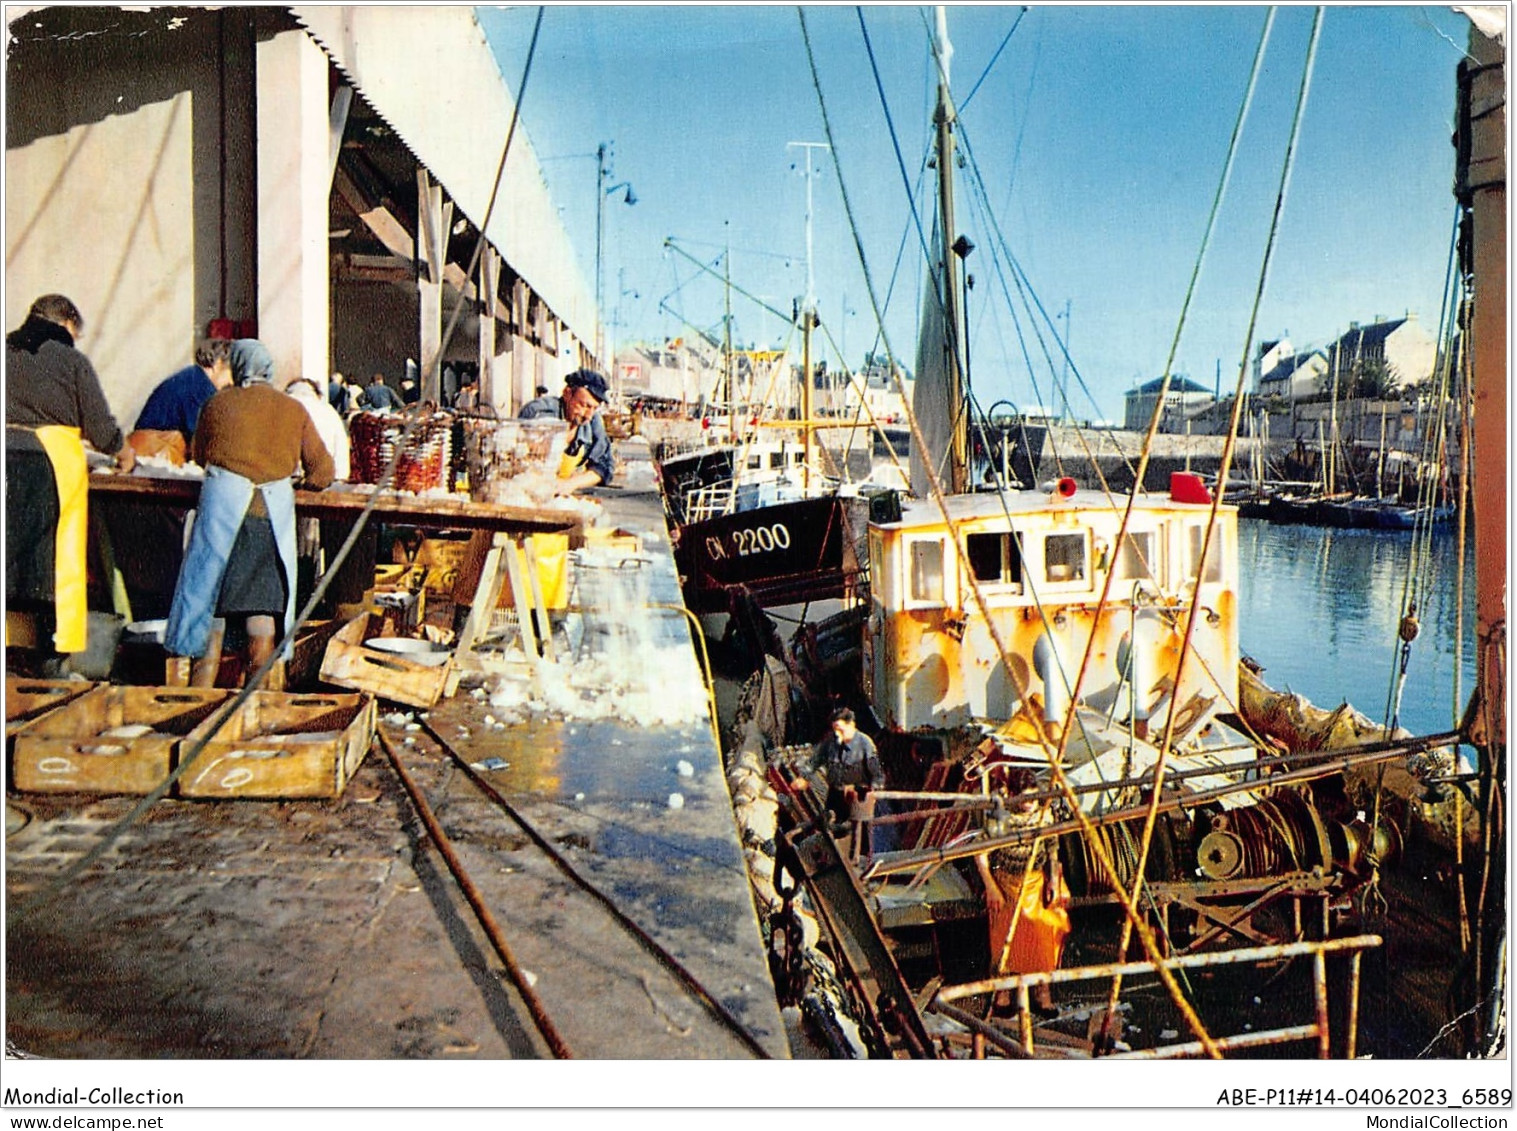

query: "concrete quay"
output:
4 462 788 1064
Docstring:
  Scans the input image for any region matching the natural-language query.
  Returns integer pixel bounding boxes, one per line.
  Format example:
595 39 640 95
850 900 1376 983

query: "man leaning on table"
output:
518 368 614 495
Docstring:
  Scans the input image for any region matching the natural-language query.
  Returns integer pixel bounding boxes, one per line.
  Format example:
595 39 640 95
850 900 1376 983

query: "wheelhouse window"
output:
746 453 764 471
1113 530 1157 582
966 531 1023 588
1044 533 1087 584
770 451 786 469
908 538 947 605
869 532 890 606
1188 523 1222 583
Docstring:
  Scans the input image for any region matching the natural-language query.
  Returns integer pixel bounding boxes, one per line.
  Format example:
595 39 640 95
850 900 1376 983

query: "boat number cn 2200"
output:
705 523 792 561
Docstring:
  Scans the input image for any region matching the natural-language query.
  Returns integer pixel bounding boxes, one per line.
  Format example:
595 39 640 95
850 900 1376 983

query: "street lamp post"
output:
595 141 636 385
609 267 640 402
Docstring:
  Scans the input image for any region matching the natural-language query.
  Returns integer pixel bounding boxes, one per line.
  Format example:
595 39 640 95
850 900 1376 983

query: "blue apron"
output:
164 465 298 658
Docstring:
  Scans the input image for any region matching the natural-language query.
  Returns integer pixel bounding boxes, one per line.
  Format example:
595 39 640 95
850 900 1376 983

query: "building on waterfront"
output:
1255 340 1330 400
6 6 596 424
1325 315 1437 394
1122 374 1216 431
841 358 914 424
614 339 724 408
1253 316 1436 403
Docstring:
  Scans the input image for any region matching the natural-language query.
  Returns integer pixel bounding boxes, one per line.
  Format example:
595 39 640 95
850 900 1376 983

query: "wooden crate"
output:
10 685 230 795
286 618 345 690
318 613 457 709
5 677 97 731
176 690 376 800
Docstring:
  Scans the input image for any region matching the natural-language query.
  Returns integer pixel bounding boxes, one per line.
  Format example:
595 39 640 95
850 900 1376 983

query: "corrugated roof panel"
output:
292 5 594 341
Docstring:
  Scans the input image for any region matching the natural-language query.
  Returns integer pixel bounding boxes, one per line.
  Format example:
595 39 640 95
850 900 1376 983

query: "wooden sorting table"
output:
87 473 588 678
88 473 585 538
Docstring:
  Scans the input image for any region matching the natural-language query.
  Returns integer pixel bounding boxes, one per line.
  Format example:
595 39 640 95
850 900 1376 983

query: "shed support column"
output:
255 28 330 386
479 245 500 410
417 169 452 404
511 280 530 413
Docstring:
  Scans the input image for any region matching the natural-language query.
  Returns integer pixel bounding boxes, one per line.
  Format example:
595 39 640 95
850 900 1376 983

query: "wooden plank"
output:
328 85 353 190
521 537 556 662
333 166 414 261
88 475 584 541
5 677 96 727
499 535 540 658
452 533 506 661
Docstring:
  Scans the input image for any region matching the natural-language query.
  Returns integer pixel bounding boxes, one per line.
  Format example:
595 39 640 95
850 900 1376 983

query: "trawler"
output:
730 7 1503 1061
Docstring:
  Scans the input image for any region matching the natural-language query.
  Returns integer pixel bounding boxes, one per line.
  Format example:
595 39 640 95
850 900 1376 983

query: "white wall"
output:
6 89 196 431
256 28 331 387
5 8 257 430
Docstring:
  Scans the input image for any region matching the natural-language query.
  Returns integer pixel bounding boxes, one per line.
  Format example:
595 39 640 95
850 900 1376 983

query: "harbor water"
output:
1236 519 1478 742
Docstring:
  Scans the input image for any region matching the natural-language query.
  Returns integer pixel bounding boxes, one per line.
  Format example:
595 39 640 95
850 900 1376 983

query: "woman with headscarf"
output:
165 339 334 687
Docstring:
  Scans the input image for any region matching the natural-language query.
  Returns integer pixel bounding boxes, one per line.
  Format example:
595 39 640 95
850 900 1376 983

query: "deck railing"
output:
931 933 1381 1059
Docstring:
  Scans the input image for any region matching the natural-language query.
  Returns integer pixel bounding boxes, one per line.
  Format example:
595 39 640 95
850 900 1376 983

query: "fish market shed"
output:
5 5 596 427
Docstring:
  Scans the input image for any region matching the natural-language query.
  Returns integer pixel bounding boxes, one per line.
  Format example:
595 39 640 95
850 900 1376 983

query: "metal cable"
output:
1100 6 1322 1041
804 4 1219 1056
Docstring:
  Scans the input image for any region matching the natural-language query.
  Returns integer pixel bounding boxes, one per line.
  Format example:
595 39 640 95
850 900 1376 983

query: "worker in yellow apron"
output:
5 294 134 658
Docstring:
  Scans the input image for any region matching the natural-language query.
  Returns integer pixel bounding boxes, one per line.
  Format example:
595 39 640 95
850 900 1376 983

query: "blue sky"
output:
477 4 1472 421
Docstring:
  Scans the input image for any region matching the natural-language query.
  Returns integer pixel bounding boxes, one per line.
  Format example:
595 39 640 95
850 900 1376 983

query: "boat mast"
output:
1454 13 1505 1053
724 235 736 444
932 5 969 494
790 140 830 489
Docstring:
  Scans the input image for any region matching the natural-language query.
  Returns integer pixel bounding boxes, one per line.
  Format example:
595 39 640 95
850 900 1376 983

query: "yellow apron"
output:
33 425 90 652
991 865 1071 976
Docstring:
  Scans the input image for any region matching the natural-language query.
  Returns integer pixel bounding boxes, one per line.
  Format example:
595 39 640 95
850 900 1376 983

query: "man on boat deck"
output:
803 707 884 825
164 339 334 687
973 762 1069 1013
518 368 614 494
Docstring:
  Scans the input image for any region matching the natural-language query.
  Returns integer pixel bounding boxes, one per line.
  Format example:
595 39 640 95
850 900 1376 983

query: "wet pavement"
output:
4 464 789 1061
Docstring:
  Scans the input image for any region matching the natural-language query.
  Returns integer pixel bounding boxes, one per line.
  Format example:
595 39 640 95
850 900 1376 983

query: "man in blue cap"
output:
518 368 614 494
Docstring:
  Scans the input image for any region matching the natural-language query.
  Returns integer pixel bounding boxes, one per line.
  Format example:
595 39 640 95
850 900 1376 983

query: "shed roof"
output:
292 6 594 340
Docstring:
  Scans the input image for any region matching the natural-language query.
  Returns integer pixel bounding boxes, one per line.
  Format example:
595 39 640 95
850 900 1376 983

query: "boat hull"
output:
671 494 868 614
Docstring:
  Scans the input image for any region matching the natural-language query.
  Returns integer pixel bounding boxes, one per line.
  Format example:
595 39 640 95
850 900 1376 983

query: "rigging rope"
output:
958 6 1028 112
813 5 1221 1056
1098 3 1319 1041
947 6 1283 764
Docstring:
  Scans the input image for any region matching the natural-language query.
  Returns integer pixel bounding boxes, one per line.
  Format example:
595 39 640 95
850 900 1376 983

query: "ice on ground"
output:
675 760 694 778
667 793 685 810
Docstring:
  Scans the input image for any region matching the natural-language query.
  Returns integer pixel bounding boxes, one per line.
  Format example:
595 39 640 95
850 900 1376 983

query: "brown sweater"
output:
192 383 335 495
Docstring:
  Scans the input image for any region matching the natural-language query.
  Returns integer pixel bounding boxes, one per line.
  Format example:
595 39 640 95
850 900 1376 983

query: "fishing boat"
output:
655 432 870 616
734 7 1502 1061
653 191 878 620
